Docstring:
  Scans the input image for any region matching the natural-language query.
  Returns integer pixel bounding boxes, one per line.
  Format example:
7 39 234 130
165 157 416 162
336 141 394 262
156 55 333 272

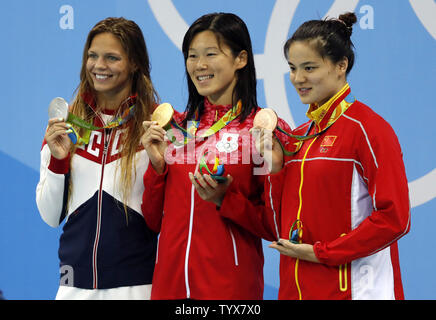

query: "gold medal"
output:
152 103 174 129
253 108 278 131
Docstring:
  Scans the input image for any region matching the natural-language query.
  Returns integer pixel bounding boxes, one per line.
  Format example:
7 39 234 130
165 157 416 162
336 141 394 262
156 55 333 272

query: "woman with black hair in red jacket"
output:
254 12 410 300
141 12 290 300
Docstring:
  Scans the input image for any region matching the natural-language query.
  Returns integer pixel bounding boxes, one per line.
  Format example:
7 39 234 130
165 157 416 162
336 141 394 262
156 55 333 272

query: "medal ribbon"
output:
67 104 135 145
275 84 353 156
166 100 242 146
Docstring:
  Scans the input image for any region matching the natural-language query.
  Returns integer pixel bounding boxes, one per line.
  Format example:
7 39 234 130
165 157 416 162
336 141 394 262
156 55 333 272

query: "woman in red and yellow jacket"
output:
256 12 410 300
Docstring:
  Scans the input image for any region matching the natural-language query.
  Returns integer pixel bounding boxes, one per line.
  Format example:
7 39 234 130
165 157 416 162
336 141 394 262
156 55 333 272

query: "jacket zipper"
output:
92 129 111 289
294 137 318 300
184 185 195 298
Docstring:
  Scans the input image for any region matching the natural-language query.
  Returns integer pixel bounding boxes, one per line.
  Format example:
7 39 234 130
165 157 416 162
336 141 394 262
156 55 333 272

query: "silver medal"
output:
48 97 69 120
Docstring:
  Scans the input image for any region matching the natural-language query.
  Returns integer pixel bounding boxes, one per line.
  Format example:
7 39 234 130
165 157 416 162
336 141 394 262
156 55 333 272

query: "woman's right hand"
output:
141 121 167 174
250 127 284 174
44 118 73 160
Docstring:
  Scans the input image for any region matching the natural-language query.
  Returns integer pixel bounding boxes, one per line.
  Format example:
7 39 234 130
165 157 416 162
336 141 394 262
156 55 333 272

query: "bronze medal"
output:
253 108 278 130
152 103 174 128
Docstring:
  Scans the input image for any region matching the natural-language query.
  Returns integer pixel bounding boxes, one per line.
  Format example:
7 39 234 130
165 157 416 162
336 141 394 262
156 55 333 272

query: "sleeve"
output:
218 117 292 241
275 117 293 148
313 115 411 266
35 141 70 228
218 173 277 241
141 163 168 233
263 166 288 240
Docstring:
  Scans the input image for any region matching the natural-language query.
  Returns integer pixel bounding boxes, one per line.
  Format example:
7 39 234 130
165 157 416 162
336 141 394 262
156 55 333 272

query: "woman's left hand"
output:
189 171 233 207
269 239 320 263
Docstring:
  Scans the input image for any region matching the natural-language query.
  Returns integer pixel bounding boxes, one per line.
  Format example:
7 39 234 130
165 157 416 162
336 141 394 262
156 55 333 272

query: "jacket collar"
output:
203 97 233 112
306 83 352 132
81 92 137 115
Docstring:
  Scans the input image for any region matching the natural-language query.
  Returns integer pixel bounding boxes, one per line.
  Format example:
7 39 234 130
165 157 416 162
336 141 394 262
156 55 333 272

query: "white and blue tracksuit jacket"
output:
36 108 157 296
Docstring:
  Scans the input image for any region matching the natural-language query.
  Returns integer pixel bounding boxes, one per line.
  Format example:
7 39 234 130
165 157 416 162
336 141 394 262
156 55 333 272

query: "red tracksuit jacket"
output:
265 85 410 299
141 98 290 299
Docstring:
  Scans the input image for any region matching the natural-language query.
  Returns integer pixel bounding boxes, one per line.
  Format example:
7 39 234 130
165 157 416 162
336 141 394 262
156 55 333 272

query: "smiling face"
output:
287 40 347 106
86 32 134 107
186 30 247 106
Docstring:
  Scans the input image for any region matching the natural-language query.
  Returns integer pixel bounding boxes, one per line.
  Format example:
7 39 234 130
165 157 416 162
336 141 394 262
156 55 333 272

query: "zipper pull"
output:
103 129 110 155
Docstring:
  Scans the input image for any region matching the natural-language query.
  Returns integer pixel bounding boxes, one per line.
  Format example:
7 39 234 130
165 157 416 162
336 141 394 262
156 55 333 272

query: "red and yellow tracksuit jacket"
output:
265 84 411 300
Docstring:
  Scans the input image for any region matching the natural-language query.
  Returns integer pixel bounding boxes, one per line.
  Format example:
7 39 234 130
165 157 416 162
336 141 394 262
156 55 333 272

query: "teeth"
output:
96 74 109 80
197 75 213 81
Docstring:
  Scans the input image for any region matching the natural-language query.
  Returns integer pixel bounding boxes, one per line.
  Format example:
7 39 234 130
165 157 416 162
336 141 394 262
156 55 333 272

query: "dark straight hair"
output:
284 12 358 75
181 12 258 125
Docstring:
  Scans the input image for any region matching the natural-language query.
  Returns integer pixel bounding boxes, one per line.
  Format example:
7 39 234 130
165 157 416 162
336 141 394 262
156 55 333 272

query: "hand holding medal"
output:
151 103 174 129
48 97 82 146
141 103 175 174
48 96 136 146
45 98 74 160
152 100 244 147
48 97 69 120
252 107 323 158
150 102 185 147
251 108 287 174
251 108 278 166
253 108 278 131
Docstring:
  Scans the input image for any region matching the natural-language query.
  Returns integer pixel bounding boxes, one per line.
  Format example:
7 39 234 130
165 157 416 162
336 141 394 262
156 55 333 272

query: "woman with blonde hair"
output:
36 17 158 299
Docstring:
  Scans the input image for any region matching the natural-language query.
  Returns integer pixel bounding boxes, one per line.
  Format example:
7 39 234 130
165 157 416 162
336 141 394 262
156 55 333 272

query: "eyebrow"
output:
288 61 317 67
188 46 219 51
88 50 122 56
